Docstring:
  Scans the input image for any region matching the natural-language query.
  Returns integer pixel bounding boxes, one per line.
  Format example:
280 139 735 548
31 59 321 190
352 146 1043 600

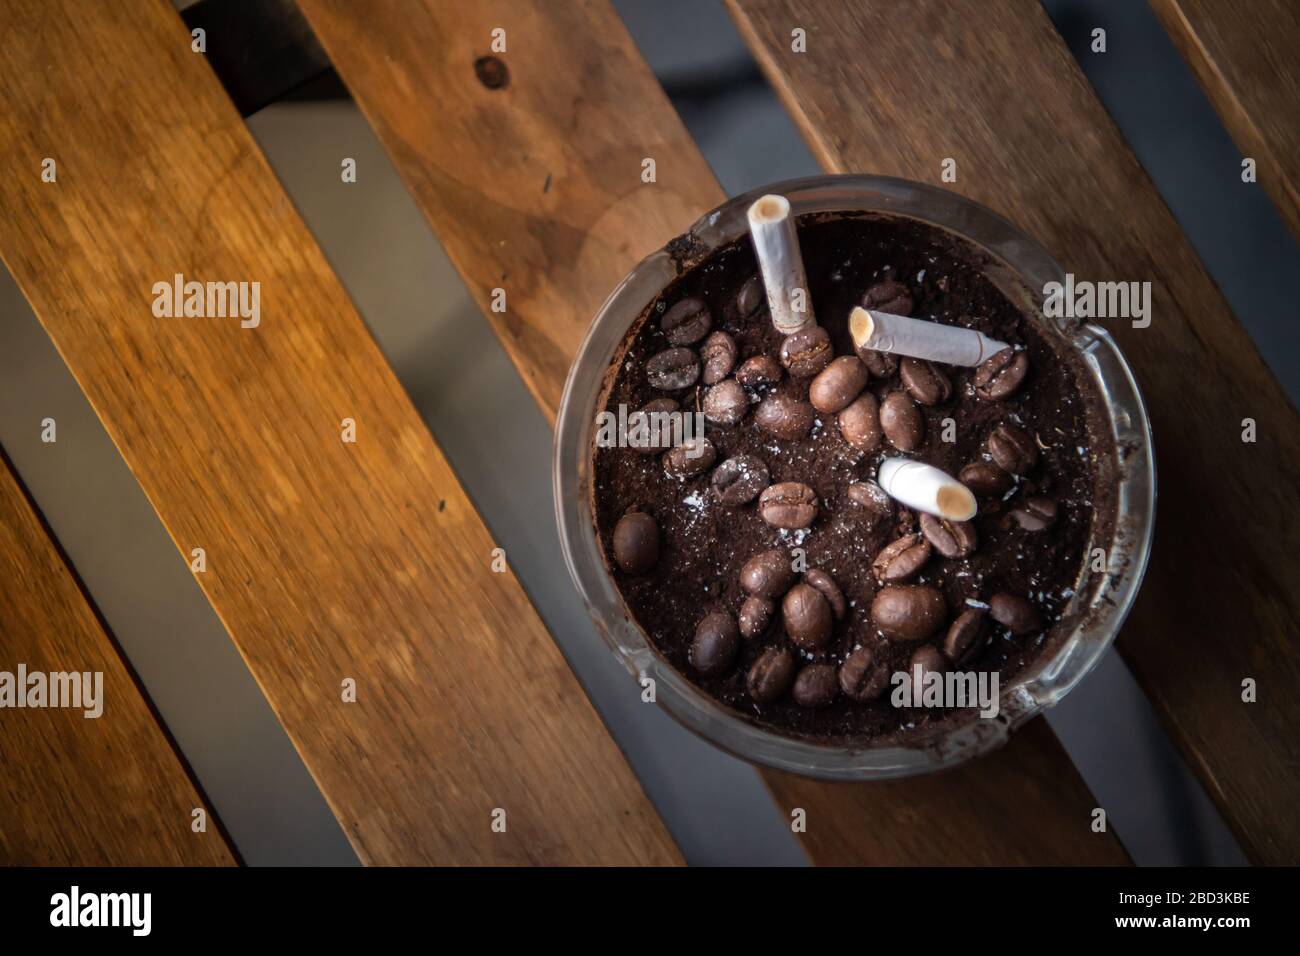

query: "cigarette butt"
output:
877 457 976 521
849 307 1008 367
747 194 815 335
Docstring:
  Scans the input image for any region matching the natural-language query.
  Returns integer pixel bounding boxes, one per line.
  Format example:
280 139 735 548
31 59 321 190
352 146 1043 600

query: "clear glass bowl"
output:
553 175 1155 780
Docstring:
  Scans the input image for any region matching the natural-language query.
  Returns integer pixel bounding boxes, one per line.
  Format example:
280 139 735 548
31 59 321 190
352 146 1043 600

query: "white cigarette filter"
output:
876 457 977 521
747 194 815 335
849 306 1008 367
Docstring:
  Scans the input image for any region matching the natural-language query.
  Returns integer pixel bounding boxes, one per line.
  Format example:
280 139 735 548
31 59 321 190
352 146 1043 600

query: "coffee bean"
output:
988 423 1038 475
701 331 738 385
872 533 931 583
779 326 833 378
736 274 765 319
803 569 847 620
703 379 749 426
880 391 924 451
960 461 1014 496
943 609 988 665
630 398 679 454
661 297 711 346
973 348 1029 400
838 393 883 452
908 645 947 698
810 355 869 414
710 455 770 507
900 358 952 406
612 511 658 575
740 549 797 599
747 646 795 703
782 582 833 651
690 611 740 676
645 346 700 390
792 663 839 708
1009 496 1058 531
662 436 716 478
920 512 978 559
758 481 818 529
846 480 894 527
857 346 899 379
861 279 914 316
735 354 782 387
988 592 1043 635
739 595 775 640
871 585 948 641
839 646 890 701
754 393 815 440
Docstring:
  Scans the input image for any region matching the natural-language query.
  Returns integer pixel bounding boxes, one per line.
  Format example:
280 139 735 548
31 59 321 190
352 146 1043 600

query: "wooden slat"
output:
0 0 677 866
1152 0 1300 243
298 0 1129 865
725 0 1300 865
0 451 236 865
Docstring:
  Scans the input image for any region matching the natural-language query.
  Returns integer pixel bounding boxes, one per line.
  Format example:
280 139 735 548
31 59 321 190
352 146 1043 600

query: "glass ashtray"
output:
553 175 1155 780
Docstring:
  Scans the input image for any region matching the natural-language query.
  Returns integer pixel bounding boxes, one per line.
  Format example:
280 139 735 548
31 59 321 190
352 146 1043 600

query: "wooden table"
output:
0 0 1294 865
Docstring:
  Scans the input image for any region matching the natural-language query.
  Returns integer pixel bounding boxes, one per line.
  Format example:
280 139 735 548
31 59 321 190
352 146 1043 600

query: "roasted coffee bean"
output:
630 398 679 455
661 297 711 346
943 609 988 665
861 279 914 316
857 346 899 379
810 356 869 414
740 549 797 599
920 512 978 559
960 461 1014 496
846 480 894 526
701 331 738 385
612 511 658 575
838 393 883 452
804 569 847 621
1009 496 1058 531
871 585 948 641
754 393 815 440
900 358 952 406
710 455 770 506
783 582 833 651
739 595 775 640
792 663 839 708
989 592 1043 635
908 645 947 697
735 354 782 387
779 326 833 378
736 274 765 319
973 348 1029 400
645 346 700 390
747 646 795 703
662 436 716 478
690 611 740 676
839 646 890 701
988 423 1038 475
758 481 819 529
880 391 924 451
872 533 931 583
702 379 749 426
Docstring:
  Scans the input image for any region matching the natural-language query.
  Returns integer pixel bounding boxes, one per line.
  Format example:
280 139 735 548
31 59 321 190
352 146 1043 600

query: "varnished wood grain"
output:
0 452 236 865
301 0 1129 864
299 0 722 420
1152 0 1300 243
766 720 1122 865
0 0 678 865
726 0 1300 865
